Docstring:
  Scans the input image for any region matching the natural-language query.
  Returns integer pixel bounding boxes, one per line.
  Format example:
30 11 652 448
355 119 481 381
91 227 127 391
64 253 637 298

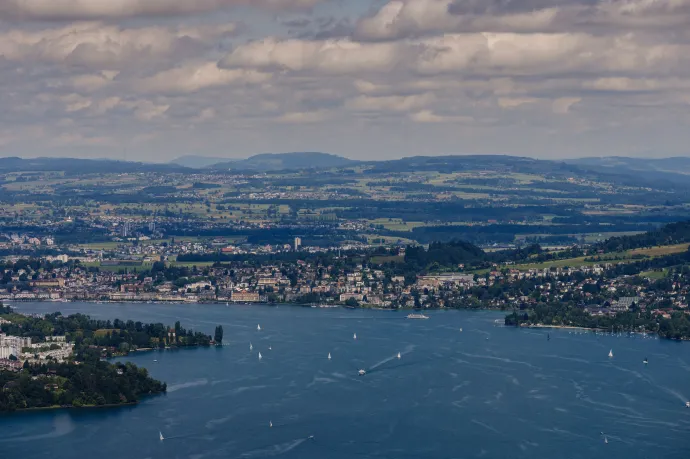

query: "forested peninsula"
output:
1 306 223 412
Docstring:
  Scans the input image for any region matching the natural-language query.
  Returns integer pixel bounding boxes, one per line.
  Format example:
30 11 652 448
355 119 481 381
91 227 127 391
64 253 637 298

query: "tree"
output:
345 297 359 307
214 325 224 344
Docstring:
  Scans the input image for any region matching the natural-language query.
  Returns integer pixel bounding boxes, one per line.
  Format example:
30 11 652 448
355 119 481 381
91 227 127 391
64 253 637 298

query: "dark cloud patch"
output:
282 18 312 28
306 17 354 39
447 0 598 16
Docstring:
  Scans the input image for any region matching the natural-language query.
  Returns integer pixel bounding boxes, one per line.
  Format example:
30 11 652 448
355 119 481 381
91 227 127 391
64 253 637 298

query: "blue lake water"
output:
1 302 689 459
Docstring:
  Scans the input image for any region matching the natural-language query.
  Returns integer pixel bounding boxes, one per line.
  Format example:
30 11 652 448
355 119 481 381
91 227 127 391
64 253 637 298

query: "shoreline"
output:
522 324 599 331
519 323 690 341
4 299 508 313
1 401 140 415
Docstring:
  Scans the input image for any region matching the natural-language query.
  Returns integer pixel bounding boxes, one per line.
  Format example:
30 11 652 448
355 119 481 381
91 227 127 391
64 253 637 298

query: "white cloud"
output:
345 93 435 112
354 0 690 40
552 97 581 114
129 100 170 121
0 0 323 20
194 108 217 122
63 94 93 112
582 77 690 92
220 38 406 74
1 0 690 160
498 97 539 109
0 22 236 70
409 110 473 123
276 110 329 123
70 73 117 92
222 33 690 79
134 62 271 93
93 97 122 114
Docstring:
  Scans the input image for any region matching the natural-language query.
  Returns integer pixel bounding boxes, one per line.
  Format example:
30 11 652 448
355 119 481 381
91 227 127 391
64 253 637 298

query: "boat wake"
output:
167 379 209 392
365 345 417 374
240 437 311 458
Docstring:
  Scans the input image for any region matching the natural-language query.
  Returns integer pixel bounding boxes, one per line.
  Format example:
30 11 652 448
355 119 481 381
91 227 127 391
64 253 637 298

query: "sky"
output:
1 0 689 162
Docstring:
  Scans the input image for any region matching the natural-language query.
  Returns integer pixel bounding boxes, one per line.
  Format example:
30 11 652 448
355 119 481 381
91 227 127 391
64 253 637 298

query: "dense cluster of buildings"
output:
0 333 73 371
1 247 688 316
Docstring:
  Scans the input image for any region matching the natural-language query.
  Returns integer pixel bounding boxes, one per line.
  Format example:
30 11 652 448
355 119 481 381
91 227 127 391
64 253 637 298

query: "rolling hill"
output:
208 152 358 171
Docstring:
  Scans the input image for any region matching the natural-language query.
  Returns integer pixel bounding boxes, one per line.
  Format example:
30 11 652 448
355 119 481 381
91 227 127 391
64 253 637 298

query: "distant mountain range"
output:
170 155 236 169
0 156 189 174
564 156 690 175
2 154 690 186
171 152 358 171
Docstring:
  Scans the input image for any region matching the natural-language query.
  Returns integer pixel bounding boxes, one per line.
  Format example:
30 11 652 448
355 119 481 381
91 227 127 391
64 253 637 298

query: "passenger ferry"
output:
407 313 429 320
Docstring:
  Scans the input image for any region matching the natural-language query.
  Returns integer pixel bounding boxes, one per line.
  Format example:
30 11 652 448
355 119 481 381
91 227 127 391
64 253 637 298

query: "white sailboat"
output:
353 333 357 340
608 349 613 358
397 352 401 359
257 324 261 331
269 345 272 351
250 342 253 351
269 421 273 428
159 432 164 441
604 436 608 444
258 352 263 360
328 352 331 360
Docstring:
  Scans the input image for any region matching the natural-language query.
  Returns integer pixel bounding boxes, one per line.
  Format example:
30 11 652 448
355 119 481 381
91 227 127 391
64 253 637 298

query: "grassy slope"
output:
507 243 689 271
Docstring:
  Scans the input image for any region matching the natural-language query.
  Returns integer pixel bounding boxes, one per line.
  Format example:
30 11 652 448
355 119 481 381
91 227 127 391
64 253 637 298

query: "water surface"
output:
1 302 689 459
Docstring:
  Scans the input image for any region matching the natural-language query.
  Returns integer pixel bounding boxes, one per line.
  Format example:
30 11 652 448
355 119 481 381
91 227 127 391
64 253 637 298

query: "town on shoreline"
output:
2 221 690 347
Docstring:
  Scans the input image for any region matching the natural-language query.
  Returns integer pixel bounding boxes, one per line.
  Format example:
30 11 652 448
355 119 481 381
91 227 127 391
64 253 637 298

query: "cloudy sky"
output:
1 0 689 162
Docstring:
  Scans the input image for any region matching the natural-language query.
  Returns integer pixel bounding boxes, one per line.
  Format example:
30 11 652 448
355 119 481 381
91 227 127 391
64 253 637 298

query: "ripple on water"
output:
3 302 689 459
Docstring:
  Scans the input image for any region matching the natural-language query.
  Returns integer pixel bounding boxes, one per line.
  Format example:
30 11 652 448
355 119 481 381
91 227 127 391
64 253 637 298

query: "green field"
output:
639 269 668 280
507 243 690 272
370 255 405 264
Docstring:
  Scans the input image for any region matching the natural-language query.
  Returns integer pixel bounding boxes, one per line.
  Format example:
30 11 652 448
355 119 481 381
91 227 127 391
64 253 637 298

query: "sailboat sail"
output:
159 432 164 441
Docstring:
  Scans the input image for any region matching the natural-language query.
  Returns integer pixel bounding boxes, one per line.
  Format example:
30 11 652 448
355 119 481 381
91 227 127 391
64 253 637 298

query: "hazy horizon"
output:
3 151 690 165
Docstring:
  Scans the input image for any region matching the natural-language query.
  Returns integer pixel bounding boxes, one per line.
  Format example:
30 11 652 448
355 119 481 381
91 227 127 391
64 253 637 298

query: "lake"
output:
1 302 689 459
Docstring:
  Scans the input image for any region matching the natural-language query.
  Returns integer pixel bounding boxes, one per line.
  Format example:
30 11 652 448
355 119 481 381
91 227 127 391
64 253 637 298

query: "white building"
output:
0 333 31 359
0 346 15 359
46 335 67 342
